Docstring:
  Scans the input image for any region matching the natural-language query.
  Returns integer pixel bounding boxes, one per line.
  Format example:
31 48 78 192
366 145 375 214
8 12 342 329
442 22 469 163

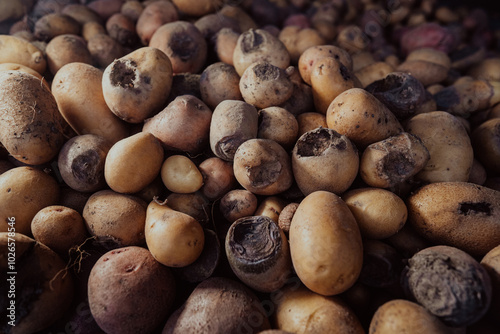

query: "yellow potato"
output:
0 35 46 74
161 155 204 194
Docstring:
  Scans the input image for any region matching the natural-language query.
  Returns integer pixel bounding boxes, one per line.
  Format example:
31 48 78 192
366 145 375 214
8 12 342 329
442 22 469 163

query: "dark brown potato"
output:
278 202 299 234
62 4 103 25
87 32 126 69
219 189 258 223
199 62 243 109
471 118 500 173
106 12 137 46
357 240 404 288
34 13 81 42
402 245 492 327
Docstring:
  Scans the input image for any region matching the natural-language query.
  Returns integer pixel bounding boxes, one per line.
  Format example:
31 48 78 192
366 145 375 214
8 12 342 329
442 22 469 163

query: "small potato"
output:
194 13 240 42
254 196 288 224
104 132 164 194
199 62 243 109
149 21 207 74
171 0 223 17
51 62 131 144
46 34 93 75
143 95 212 155
369 299 459 334
257 107 298 150
165 192 210 226
397 48 451 86
298 45 353 85
0 34 46 74
121 0 143 22
291 127 359 196
83 190 147 247
279 25 326 64
58 134 112 193
31 205 88 257
326 88 403 149
214 27 240 65
278 202 299 234
88 246 176 334
62 4 103 25
198 157 236 201
145 200 204 267
233 139 293 196
105 12 137 46
290 190 363 296
274 283 364 334
102 47 173 123
233 28 290 76
219 189 258 223
0 167 59 235
405 111 473 183
219 5 258 33
87 32 126 69
296 112 327 137
407 182 500 257
34 13 81 42
209 100 258 161
240 62 294 109
0 71 68 165
354 61 394 88
136 0 178 45
336 25 369 54
481 245 500 320
343 188 407 240
161 155 204 194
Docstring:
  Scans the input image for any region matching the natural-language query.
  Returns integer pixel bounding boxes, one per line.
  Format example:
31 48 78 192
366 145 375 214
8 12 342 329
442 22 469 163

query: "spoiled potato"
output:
233 138 293 196
219 189 258 223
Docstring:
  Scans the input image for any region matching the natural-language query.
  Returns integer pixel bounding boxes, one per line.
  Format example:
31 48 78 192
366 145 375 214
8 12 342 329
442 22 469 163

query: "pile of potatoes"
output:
1 0 500 333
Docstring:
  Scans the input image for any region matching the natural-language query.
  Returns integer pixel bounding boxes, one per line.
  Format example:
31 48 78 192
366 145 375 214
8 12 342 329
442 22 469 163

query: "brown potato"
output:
105 12 137 46
136 0 178 45
219 189 258 223
165 192 210 226
214 27 240 65
46 34 93 75
0 71 68 165
254 196 288 224
279 25 326 64
82 21 107 41
471 118 500 173
354 61 394 88
102 46 173 123
481 245 500 321
199 62 243 109
62 4 103 25
0 62 50 90
298 45 353 85
87 32 126 69
290 190 363 296
34 13 81 42
0 166 59 235
121 0 143 22
296 112 327 137
171 0 223 17
198 157 236 201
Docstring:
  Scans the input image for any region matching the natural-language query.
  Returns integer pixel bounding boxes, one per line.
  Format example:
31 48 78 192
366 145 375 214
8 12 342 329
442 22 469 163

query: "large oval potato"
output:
0 71 68 165
407 182 500 257
289 190 363 296
0 35 46 74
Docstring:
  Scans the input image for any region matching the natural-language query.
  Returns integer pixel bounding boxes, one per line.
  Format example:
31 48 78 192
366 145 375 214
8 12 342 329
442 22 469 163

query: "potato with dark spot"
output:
407 182 500 257
88 246 176 334
58 134 111 193
292 127 359 196
220 189 258 223
34 13 81 42
278 202 299 234
402 245 492 327
233 138 293 196
105 13 137 46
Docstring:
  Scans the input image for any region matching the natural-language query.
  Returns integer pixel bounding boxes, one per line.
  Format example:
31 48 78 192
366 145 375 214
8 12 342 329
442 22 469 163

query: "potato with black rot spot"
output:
219 189 258 223
102 47 173 123
161 155 204 194
343 187 407 240
145 199 205 267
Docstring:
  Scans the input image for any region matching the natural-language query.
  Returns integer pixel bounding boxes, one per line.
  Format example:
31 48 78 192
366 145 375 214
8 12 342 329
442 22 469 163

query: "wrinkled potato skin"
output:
408 182 500 257
290 191 363 296
0 35 46 74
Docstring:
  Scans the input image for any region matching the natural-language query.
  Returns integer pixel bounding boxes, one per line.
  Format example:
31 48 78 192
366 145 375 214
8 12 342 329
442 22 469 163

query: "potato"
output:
46 33 92 74
273 283 364 334
199 62 243 109
104 131 164 194
58 134 111 193
402 245 492 327
87 32 126 69
0 233 74 334
278 25 326 64
171 0 224 17
369 299 460 333
343 188 407 240
214 27 240 65
296 112 327 137
0 62 50 90
61 3 103 25
165 192 210 226
290 190 363 296
481 245 500 321
219 189 258 223
136 0 178 45
102 47 173 123
209 100 259 161
397 48 451 87
34 13 81 42
145 199 205 267
405 111 473 183
226 215 292 292
471 118 500 173
51 62 130 144
0 71 68 165
407 182 500 257
233 138 293 196
0 35 46 74
31 205 88 257
149 20 207 74
291 127 359 196
354 61 395 88
83 190 147 247
161 155 204 194
0 0 35 22
298 45 353 85
0 166 59 235
326 88 403 149
198 157 236 201
254 196 288 224
162 277 271 333
88 246 176 334
143 95 212 155
105 13 137 46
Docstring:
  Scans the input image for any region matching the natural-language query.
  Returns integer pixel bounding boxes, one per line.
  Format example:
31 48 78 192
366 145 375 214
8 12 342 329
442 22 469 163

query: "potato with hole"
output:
343 188 407 240
161 155 204 194
0 71 68 165
31 205 88 258
83 190 147 248
52 62 130 145
143 95 212 155
233 138 293 196
290 190 363 296
104 131 164 194
145 199 204 267
405 111 473 183
102 47 173 123
292 127 359 196
273 283 365 334
88 246 176 334
0 35 46 74
0 167 59 235
407 182 500 257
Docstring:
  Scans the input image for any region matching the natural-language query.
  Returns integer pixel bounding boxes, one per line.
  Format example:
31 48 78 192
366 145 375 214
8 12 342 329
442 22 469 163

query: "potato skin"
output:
88 246 176 334
289 190 363 296
407 182 500 257
0 35 46 74
0 71 68 165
